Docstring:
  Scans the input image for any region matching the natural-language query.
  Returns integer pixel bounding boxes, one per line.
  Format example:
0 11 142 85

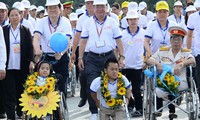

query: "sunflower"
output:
26 80 36 86
106 98 116 107
45 83 54 92
116 99 123 105
174 81 180 88
46 77 55 84
104 81 108 88
118 87 126 95
28 75 37 81
117 81 123 87
118 72 122 79
170 76 175 82
27 86 35 93
104 91 110 98
34 72 39 76
36 86 46 94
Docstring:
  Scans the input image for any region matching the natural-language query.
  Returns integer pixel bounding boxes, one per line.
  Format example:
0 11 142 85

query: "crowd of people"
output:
0 0 200 120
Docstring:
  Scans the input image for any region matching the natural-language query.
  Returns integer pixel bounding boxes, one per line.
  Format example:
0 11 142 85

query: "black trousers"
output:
79 52 88 100
85 51 115 114
194 55 200 98
0 80 5 114
3 70 27 120
157 95 175 113
121 69 143 110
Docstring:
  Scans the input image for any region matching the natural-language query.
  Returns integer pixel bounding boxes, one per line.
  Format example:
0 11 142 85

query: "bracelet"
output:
119 55 125 59
78 57 83 59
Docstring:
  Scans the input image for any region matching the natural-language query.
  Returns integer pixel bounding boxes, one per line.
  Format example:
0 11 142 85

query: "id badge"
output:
95 39 106 48
13 42 20 53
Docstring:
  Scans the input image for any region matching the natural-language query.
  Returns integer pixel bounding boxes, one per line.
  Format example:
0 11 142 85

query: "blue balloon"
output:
50 32 69 52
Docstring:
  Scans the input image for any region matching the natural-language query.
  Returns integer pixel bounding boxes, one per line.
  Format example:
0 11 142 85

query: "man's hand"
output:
78 58 84 71
0 70 6 80
174 63 183 76
95 100 100 108
119 56 125 69
29 61 35 73
71 53 76 62
157 63 163 74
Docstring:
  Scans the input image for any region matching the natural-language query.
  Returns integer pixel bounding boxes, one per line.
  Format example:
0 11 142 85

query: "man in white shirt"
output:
0 2 8 27
168 1 185 25
78 0 125 119
138 1 154 23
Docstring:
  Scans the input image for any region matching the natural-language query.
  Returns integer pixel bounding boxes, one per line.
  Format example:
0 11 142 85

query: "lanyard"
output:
94 16 107 39
157 19 169 45
174 14 181 23
127 27 140 38
1 19 5 26
20 18 23 24
10 26 20 43
26 14 29 20
48 16 60 34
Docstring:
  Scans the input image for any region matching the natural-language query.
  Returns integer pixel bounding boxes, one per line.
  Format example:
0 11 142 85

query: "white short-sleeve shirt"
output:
120 14 148 29
81 16 122 53
21 18 34 36
76 11 92 32
90 75 131 108
168 14 185 25
108 12 119 26
34 16 72 53
145 20 177 54
122 27 144 69
1 19 9 27
0 26 6 70
187 11 200 56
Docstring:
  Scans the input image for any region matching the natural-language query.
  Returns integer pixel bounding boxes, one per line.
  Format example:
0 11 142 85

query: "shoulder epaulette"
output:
159 46 170 51
181 48 191 52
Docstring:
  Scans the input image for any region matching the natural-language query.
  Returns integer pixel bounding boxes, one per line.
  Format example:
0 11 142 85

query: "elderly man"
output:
147 26 196 119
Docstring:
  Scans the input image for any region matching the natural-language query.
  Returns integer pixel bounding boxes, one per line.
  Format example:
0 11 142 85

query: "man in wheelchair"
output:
146 26 196 119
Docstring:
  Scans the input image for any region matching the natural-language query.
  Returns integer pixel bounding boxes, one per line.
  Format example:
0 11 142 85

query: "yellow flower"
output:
36 86 45 94
166 73 170 77
106 98 116 107
164 76 169 81
118 72 122 79
104 92 110 98
118 87 126 95
28 75 37 81
170 76 175 82
116 99 123 105
26 80 36 86
174 81 180 88
34 72 39 76
45 83 54 92
104 74 108 81
27 86 35 93
167 78 173 85
46 77 55 84
117 81 123 87
104 81 108 88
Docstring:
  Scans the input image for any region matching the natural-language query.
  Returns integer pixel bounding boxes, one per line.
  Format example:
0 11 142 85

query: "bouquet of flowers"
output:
24 72 56 99
156 72 180 96
100 72 126 109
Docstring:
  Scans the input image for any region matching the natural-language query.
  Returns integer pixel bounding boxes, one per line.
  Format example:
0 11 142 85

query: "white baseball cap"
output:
76 8 85 16
194 0 200 8
13 2 25 11
174 1 183 7
69 12 78 21
29 5 37 11
45 0 60 6
106 3 110 13
126 10 139 19
37 6 45 12
186 5 197 12
0 2 7 10
21 0 31 9
128 2 138 11
85 0 94 2
138 2 147 11
93 0 107 5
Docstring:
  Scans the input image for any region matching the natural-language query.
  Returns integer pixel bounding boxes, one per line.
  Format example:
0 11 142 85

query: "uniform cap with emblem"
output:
63 1 73 9
69 12 78 21
128 2 138 11
45 0 60 6
21 0 31 9
168 26 187 37
13 2 25 11
126 10 139 19
156 1 169 11
174 1 183 7
121 1 129 9
0 2 7 10
185 5 196 12
93 0 107 5
194 0 200 8
138 1 147 11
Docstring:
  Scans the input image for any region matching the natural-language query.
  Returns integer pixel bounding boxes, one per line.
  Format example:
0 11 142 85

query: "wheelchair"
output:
143 65 199 120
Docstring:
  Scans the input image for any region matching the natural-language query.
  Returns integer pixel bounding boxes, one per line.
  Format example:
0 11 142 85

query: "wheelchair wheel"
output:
186 80 199 120
143 77 155 120
71 64 77 97
58 92 69 120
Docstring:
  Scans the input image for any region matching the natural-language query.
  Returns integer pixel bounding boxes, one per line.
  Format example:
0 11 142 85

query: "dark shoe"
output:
131 110 143 117
169 113 177 119
198 113 200 118
128 107 133 112
155 112 162 117
0 113 6 118
78 99 86 107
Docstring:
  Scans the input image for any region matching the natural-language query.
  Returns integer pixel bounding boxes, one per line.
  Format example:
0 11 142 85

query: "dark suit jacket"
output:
3 24 34 74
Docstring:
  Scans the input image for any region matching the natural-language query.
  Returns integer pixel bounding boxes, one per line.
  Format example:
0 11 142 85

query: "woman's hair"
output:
34 61 53 74
8 7 19 17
